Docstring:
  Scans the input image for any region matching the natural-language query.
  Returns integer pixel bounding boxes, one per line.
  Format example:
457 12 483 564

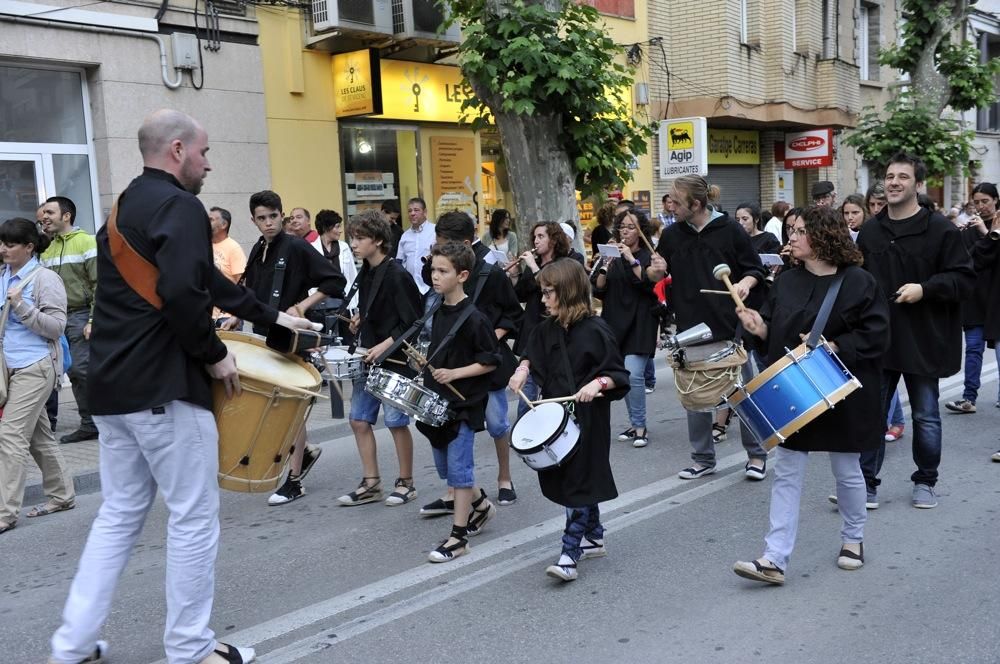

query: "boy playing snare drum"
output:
508 260 629 582
419 242 502 562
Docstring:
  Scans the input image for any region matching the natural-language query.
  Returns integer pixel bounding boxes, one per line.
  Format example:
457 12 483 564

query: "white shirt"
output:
764 217 784 243
396 221 436 294
311 237 359 309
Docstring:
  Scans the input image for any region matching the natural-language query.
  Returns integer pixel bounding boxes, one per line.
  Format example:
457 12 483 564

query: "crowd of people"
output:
0 109 993 663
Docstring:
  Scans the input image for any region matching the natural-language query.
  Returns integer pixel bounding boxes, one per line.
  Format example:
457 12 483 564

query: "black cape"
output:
592 247 659 356
523 316 629 506
749 265 889 453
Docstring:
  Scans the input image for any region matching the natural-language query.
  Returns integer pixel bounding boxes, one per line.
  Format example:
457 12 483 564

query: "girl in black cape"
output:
508 259 629 583
732 205 889 586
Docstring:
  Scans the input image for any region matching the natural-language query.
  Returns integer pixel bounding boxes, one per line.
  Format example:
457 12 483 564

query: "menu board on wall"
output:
431 136 477 218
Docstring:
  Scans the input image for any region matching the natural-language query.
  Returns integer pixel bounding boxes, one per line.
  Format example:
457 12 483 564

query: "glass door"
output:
0 154 44 222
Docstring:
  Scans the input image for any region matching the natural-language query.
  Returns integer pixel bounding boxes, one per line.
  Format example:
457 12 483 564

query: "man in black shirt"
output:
226 190 346 507
855 152 975 510
51 109 315 664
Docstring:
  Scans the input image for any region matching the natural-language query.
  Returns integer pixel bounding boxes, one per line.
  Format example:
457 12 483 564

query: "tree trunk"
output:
910 0 970 115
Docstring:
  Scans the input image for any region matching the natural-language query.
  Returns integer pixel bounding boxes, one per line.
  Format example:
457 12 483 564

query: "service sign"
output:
332 49 382 118
658 117 708 178
784 129 833 169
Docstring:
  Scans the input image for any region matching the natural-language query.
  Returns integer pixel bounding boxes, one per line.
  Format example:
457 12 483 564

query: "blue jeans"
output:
516 374 540 419
962 326 985 403
431 422 475 488
485 388 510 439
861 371 942 490
887 389 904 427
623 354 648 430
561 505 604 563
644 357 656 389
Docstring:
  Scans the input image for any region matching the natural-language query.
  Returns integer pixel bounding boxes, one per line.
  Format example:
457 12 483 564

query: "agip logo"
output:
667 122 694 150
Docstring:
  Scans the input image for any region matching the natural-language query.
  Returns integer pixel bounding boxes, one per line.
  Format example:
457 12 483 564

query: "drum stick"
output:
530 394 604 405
402 342 466 401
718 273 746 311
515 388 536 411
699 289 731 296
636 227 656 254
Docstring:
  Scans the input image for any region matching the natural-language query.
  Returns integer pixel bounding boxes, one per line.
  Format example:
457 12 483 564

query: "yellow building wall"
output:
257 7 344 218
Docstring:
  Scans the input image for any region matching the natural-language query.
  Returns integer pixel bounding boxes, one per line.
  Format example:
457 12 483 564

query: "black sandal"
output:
385 477 417 506
428 525 469 563
733 558 785 585
712 410 733 443
337 476 382 506
466 488 496 536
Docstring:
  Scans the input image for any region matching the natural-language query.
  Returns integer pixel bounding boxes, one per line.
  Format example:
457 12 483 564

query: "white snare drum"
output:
510 402 581 471
319 346 365 380
364 366 454 426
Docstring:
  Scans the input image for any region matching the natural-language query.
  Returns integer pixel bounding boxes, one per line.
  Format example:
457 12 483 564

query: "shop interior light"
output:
356 135 372 154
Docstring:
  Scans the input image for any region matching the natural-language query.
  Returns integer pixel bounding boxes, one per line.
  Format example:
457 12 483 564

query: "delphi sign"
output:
783 129 833 169
659 117 708 178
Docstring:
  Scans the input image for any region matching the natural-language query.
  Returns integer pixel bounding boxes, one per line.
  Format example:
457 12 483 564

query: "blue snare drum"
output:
725 339 861 450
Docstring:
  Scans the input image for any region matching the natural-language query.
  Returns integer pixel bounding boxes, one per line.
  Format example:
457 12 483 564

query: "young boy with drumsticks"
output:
508 259 629 582
417 241 501 562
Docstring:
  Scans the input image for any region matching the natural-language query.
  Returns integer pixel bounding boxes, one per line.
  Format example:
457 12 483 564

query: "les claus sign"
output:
782 129 834 169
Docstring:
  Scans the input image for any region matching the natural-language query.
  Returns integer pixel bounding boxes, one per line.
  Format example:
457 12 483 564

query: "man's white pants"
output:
51 401 222 664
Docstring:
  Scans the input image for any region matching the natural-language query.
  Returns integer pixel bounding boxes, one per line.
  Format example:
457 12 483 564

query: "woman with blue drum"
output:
731 205 889 585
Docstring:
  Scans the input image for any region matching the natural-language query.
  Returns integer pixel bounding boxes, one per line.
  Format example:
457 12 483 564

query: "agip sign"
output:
783 129 834 169
658 117 708 178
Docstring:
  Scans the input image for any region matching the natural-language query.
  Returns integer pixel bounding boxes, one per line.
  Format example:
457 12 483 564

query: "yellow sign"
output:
332 49 381 118
375 60 476 124
707 129 760 165
666 121 695 150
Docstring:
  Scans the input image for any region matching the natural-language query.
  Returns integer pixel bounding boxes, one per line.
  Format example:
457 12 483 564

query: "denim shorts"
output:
432 421 475 488
484 388 510 439
349 377 411 428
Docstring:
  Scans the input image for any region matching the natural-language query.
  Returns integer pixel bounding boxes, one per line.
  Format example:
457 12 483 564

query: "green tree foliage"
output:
845 0 1000 180
447 0 656 198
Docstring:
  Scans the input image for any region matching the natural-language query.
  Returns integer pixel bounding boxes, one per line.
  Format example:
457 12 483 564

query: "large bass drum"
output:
213 331 321 493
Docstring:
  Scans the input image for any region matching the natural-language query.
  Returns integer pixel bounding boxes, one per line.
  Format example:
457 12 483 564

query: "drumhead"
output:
323 346 357 361
511 403 566 451
219 332 319 389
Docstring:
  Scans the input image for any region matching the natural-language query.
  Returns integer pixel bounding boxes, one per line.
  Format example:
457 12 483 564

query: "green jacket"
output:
40 227 97 316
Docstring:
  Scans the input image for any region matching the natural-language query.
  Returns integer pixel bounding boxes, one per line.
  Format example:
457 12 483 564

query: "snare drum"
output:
407 338 431 371
509 402 581 471
364 366 454 426
319 346 365 380
725 339 860 450
213 331 322 493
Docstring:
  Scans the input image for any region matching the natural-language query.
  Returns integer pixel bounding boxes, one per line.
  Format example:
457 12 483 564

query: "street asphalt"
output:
3 363 999 664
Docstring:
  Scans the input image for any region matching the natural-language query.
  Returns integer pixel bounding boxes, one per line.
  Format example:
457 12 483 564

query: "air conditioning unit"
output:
390 0 460 44
312 0 393 36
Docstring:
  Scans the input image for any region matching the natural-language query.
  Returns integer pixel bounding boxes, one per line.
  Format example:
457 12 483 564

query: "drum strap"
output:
471 261 493 304
105 195 164 310
805 271 846 350
373 295 442 364
424 301 478 366
336 269 363 319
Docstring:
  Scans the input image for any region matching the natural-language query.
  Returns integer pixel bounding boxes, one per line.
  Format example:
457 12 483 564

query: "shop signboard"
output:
658 117 708 178
354 171 387 199
774 169 795 202
376 60 480 124
707 129 760 165
783 129 833 169
431 136 477 217
632 190 652 218
332 49 382 118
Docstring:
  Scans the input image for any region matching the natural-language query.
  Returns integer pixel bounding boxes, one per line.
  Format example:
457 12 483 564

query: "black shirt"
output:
358 257 422 372
242 232 346 332
89 168 278 414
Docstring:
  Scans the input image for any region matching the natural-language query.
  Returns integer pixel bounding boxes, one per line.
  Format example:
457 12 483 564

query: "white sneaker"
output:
545 554 578 582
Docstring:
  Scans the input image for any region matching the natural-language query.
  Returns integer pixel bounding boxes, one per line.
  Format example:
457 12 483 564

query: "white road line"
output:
150 450 754 664
261 469 750 664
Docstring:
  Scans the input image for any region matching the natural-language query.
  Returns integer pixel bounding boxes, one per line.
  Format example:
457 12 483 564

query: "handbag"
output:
0 266 46 408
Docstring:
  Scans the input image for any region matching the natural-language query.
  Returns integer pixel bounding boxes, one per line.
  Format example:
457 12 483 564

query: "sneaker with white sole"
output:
944 399 976 414
545 554 578 582
992 450 1000 463
828 491 879 510
267 477 304 506
744 459 766 481
678 464 716 480
836 543 864 570
632 430 649 448
912 483 938 509
617 427 637 441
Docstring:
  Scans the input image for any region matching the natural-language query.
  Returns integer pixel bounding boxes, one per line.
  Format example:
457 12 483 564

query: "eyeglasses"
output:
540 288 556 298
787 227 808 237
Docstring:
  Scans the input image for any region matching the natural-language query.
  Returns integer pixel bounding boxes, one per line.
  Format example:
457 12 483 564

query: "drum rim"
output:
510 402 574 453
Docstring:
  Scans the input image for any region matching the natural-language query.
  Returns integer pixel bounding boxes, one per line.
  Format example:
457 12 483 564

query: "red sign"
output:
784 129 833 169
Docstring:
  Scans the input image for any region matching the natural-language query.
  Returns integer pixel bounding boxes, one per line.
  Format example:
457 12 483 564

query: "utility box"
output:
171 32 200 70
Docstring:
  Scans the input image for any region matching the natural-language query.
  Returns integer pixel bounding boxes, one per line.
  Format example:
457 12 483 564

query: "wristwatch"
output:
597 376 609 390
631 258 641 267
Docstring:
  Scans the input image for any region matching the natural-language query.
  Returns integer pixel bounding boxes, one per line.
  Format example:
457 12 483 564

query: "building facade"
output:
647 0 899 212
0 0 271 246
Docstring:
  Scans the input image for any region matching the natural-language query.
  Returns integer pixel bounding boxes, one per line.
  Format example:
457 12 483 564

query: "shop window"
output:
0 64 100 232
340 125 420 220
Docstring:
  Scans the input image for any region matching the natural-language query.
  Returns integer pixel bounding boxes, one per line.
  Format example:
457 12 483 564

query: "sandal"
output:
428 525 469 563
384 477 417 506
837 543 864 570
466 488 496 536
337 477 382 506
0 518 15 534
26 500 75 518
712 410 733 443
733 558 785 585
